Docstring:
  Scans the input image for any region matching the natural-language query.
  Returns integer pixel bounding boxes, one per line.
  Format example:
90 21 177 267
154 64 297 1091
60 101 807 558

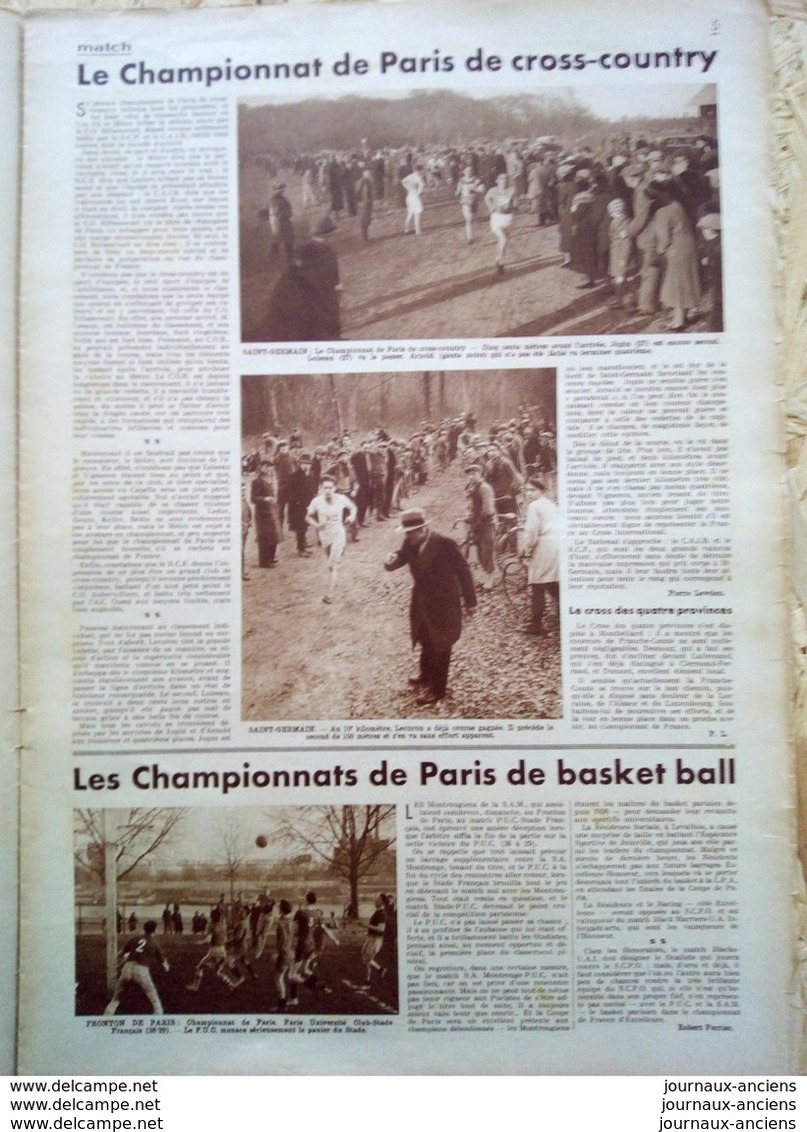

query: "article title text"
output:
73 756 736 795
75 44 719 88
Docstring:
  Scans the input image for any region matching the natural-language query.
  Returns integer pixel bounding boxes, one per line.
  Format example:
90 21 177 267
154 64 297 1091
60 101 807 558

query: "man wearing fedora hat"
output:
264 216 342 342
384 508 476 707
269 182 294 263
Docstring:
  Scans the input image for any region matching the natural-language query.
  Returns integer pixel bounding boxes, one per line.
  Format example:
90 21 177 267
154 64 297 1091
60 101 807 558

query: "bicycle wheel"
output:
494 526 519 569
501 556 529 614
493 520 525 575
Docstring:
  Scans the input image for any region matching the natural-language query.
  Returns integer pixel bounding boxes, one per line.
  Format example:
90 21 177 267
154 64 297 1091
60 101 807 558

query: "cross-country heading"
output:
76 46 719 87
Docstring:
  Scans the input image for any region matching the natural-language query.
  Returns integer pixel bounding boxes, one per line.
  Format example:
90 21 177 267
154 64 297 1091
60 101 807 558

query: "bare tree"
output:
74 808 187 882
216 812 251 904
272 805 395 919
239 92 599 160
242 370 555 445
327 374 344 439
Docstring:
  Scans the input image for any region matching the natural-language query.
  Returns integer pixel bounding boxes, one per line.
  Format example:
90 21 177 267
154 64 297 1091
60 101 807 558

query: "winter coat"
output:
654 200 702 310
523 495 560 585
384 530 477 651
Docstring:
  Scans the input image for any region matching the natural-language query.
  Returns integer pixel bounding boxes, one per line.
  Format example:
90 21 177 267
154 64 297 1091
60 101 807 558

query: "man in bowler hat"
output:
384 508 477 706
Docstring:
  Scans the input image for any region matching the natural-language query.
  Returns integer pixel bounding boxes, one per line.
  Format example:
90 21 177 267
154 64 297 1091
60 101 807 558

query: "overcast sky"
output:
77 805 396 871
243 82 712 124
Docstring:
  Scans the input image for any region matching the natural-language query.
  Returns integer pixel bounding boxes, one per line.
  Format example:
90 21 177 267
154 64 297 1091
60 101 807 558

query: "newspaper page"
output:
17 0 796 1075
0 7 22 1080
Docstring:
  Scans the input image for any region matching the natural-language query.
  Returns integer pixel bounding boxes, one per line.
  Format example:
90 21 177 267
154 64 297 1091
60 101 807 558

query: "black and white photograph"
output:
241 368 561 721
239 83 721 342
74 805 398 1016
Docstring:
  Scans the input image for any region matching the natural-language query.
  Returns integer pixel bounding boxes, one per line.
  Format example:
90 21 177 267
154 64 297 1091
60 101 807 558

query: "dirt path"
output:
242 464 562 722
241 182 716 342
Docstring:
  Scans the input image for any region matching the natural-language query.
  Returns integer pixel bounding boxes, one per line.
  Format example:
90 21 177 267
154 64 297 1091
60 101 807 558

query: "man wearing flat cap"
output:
384 509 476 707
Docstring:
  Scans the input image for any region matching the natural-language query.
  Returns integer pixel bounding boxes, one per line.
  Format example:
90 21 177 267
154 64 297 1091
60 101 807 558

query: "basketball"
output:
255 834 268 848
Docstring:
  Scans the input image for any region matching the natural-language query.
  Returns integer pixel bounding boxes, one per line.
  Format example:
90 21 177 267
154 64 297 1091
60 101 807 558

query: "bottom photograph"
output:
73 804 398 1016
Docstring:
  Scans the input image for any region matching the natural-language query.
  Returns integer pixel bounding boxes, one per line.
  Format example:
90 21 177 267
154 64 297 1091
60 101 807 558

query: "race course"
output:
240 174 717 343
242 458 562 722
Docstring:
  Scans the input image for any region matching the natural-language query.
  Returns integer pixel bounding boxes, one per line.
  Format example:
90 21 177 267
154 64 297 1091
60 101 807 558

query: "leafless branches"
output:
74 808 187 881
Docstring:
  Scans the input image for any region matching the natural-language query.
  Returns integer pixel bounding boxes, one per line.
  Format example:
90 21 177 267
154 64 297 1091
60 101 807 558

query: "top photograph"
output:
239 82 721 343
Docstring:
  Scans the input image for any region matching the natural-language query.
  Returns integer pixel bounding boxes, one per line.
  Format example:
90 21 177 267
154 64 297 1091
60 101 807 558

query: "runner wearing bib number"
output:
306 475 358 604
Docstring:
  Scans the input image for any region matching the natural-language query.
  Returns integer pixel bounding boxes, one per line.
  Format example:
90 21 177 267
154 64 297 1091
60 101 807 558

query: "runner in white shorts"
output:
306 475 358 604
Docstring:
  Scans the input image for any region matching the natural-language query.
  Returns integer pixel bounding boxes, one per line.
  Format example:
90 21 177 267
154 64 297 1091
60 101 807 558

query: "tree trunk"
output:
348 861 360 920
328 374 344 438
268 385 280 433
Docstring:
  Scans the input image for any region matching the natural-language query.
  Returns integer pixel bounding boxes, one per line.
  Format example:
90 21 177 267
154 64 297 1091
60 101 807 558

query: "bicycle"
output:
500 552 529 616
452 517 497 592
493 498 524 569
452 517 478 564
392 473 409 512
392 465 417 512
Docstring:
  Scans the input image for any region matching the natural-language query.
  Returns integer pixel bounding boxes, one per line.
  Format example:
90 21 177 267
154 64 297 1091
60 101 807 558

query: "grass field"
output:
76 926 398 1017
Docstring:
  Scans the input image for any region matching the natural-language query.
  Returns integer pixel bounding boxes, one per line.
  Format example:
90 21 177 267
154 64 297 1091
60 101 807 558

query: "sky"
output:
76 805 396 871
76 807 289 869
242 83 713 124
571 83 711 121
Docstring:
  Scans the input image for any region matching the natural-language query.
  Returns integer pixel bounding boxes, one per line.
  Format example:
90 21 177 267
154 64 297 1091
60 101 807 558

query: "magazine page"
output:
0 7 23 1079
17 0 796 1074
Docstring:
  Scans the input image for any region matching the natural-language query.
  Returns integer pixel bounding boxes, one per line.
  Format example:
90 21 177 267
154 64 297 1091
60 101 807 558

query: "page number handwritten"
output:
711 19 720 34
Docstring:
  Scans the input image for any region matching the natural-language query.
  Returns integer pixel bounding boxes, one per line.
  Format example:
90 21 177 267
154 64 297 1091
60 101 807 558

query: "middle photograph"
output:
241 368 561 722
